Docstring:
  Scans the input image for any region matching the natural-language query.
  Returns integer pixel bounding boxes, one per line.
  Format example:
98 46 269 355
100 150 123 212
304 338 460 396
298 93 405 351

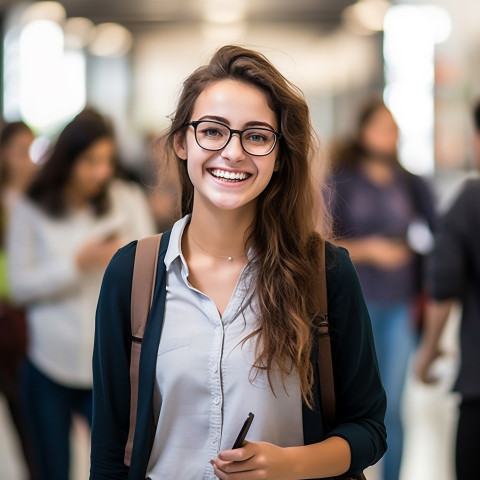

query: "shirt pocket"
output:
249 371 272 390
157 336 191 356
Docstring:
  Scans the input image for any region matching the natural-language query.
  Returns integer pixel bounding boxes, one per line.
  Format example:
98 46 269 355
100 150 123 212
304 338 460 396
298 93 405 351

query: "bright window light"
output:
2 27 22 121
383 5 451 175
16 19 86 132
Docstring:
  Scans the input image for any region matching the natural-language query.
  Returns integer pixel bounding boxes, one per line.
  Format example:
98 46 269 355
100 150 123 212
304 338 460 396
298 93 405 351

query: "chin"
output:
86 185 108 199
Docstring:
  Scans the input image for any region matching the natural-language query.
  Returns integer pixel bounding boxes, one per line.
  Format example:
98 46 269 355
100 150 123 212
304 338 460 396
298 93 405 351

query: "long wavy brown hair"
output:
163 45 329 407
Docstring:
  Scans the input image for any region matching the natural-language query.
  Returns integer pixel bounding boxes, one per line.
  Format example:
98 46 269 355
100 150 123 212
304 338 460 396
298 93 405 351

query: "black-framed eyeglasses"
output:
185 120 282 156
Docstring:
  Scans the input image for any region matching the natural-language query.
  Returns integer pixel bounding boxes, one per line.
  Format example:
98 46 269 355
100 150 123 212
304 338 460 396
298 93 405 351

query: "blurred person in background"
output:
0 121 37 207
143 134 181 232
416 100 480 480
329 100 436 480
7 109 156 480
0 121 37 479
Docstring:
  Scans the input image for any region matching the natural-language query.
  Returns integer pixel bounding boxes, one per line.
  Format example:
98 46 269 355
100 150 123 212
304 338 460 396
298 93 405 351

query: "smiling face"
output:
3 128 36 185
360 106 399 157
174 79 279 217
69 137 115 200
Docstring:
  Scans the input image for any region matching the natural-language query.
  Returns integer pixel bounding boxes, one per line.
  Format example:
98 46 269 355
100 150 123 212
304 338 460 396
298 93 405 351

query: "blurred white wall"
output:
130 23 381 135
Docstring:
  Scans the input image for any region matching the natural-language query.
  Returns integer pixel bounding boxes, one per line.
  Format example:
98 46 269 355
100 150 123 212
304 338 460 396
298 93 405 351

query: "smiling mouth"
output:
208 168 251 182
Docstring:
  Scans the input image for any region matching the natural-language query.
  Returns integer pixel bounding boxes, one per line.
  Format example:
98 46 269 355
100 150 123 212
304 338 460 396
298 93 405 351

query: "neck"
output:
186 201 255 262
64 184 88 210
7 173 32 193
361 157 395 187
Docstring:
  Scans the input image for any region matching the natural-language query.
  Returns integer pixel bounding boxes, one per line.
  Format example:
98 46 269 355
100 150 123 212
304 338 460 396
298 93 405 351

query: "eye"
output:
197 121 229 139
202 128 222 138
244 129 272 144
249 134 266 143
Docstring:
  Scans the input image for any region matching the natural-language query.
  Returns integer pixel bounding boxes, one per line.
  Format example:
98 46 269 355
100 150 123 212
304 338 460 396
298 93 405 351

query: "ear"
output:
273 158 280 172
173 132 187 160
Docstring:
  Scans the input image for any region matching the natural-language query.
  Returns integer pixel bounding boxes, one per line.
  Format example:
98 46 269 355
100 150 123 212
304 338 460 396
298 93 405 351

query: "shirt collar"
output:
163 213 257 270
164 214 191 270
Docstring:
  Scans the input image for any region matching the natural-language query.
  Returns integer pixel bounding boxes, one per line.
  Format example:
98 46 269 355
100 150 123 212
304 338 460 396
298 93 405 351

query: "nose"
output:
220 133 246 162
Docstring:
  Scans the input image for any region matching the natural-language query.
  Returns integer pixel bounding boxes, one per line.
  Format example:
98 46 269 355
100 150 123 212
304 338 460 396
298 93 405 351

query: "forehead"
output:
78 138 114 157
192 79 277 127
368 107 395 125
5 129 33 145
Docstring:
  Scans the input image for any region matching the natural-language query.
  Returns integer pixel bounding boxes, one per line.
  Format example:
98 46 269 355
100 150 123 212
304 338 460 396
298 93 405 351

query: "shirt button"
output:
213 396 220 405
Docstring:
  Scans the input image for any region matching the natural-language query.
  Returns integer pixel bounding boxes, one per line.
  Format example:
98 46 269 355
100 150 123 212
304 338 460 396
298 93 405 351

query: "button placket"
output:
203 295 225 456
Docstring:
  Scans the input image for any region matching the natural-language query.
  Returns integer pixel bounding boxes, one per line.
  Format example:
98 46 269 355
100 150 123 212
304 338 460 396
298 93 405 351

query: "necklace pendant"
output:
227 256 233 261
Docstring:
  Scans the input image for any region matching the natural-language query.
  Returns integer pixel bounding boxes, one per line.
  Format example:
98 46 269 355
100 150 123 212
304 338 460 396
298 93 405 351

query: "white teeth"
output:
211 169 248 181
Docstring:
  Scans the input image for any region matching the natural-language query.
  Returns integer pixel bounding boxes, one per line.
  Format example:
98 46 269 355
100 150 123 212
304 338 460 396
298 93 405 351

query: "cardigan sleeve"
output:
90 241 137 480
324 244 387 477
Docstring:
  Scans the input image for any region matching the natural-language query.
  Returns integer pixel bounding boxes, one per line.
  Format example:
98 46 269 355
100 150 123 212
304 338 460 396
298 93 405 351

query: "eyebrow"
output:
197 115 277 131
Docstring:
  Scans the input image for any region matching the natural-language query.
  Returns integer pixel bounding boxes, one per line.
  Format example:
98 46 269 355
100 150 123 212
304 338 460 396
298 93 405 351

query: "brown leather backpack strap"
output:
124 234 162 467
317 239 336 429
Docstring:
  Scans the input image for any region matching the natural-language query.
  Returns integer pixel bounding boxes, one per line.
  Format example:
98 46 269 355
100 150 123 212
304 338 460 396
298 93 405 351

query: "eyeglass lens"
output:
194 121 277 155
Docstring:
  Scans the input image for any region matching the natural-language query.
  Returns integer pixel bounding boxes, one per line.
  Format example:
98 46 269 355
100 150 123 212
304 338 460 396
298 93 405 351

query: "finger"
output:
218 442 255 462
211 461 227 479
212 457 254 474
211 459 259 479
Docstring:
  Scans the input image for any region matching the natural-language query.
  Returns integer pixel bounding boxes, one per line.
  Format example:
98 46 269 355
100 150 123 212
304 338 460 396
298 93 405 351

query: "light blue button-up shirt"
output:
146 215 304 479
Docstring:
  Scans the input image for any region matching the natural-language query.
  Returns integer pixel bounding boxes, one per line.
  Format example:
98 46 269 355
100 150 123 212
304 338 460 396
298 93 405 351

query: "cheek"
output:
70 163 84 184
186 158 204 188
73 163 98 186
185 145 209 176
100 162 115 179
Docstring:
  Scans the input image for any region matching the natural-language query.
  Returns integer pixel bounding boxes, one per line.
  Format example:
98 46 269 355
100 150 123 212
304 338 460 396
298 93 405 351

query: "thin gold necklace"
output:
189 231 245 262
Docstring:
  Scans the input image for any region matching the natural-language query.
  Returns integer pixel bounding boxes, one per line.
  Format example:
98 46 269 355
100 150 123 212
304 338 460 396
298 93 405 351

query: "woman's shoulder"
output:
11 193 40 215
324 241 364 310
102 240 138 291
7 193 48 227
325 241 355 281
400 168 435 199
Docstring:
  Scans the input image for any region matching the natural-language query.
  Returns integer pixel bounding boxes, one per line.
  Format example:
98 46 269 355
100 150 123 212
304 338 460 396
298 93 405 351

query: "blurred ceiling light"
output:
64 17 95 49
422 5 452 44
21 1 66 25
88 23 133 57
203 0 246 24
343 0 392 34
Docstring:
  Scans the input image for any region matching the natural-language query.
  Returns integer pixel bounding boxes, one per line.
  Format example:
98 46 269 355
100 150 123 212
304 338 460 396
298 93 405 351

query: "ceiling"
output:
1 0 358 31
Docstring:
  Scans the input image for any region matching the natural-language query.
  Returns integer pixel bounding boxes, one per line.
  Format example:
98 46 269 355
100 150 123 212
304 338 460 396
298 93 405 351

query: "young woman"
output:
90 46 387 480
7 110 156 480
0 121 37 479
329 101 436 480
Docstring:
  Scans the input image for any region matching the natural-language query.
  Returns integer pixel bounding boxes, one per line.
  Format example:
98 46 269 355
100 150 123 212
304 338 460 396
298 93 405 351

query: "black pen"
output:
232 412 254 449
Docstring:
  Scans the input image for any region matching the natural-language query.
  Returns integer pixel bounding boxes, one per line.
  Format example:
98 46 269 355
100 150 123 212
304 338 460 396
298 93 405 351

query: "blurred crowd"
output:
0 99 479 480
0 109 178 479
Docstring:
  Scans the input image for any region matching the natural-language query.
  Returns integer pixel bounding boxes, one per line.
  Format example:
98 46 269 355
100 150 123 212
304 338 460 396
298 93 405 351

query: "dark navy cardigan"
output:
90 231 387 480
